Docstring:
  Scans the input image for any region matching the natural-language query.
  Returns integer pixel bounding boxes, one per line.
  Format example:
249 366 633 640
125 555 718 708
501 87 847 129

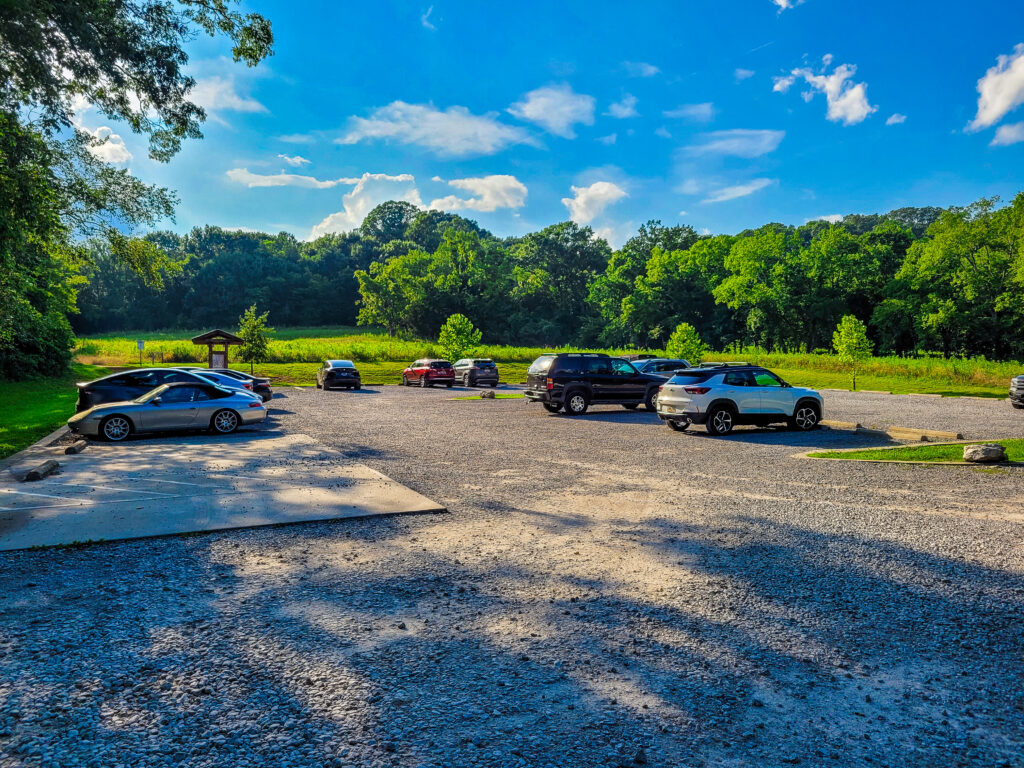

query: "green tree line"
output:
73 195 1024 362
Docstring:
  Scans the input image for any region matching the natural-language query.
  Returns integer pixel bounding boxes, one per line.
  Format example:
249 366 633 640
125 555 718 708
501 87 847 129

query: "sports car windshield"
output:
134 385 169 404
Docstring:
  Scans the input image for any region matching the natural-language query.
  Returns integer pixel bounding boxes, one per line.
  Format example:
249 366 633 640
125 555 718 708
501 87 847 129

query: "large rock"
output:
963 444 1007 463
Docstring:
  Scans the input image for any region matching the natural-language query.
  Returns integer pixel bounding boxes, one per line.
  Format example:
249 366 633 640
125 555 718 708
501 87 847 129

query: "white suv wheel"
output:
794 405 819 430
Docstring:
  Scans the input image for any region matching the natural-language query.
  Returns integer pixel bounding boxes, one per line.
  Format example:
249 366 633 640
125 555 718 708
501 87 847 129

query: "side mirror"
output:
152 396 162 404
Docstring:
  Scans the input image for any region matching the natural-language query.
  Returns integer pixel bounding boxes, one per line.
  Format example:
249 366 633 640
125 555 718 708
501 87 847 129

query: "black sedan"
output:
184 367 273 402
76 368 221 412
316 359 362 390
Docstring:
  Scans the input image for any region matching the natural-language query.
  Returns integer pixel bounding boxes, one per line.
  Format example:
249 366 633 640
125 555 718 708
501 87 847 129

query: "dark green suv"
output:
523 353 665 415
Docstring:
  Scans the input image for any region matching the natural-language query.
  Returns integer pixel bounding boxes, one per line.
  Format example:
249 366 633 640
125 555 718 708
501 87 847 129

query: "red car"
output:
402 359 455 387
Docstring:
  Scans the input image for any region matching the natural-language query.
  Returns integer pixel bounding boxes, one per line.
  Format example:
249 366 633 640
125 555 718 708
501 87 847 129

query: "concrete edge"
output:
0 425 70 473
820 420 961 442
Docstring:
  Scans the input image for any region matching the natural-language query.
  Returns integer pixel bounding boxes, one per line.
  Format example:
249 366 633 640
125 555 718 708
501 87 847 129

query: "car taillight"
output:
546 377 554 390
684 387 711 394
244 382 253 389
658 385 663 391
248 401 263 408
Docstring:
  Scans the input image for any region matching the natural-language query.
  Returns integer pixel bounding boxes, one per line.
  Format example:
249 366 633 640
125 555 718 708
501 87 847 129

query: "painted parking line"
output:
141 478 207 487
46 482 177 497
0 488 78 501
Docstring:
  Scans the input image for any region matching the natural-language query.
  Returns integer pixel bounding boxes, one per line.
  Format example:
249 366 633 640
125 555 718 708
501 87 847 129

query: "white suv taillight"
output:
684 387 711 394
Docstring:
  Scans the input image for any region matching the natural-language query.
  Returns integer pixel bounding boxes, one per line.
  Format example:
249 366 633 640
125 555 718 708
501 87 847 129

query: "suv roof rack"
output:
540 352 608 357
697 361 755 368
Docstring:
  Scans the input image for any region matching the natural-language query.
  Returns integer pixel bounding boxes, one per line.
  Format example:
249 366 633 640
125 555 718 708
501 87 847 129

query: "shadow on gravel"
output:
319 388 380 395
2 506 1022 768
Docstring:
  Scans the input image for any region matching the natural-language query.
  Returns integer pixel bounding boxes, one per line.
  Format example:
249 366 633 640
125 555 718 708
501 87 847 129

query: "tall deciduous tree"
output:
237 305 273 374
437 314 483 362
832 315 873 390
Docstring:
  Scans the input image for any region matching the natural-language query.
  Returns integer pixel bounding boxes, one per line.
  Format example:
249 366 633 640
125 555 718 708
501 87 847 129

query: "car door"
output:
722 371 759 414
609 358 646 400
142 386 201 430
585 357 614 401
752 370 794 416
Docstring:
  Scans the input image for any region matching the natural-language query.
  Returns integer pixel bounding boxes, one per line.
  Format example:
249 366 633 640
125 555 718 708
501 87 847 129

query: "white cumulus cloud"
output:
508 84 595 138
968 44 1024 132
991 122 1024 146
428 175 527 212
886 113 907 126
606 94 638 119
339 101 535 157
623 61 660 77
83 125 132 164
226 168 356 189
310 173 422 239
776 58 876 125
702 178 775 204
277 154 311 166
772 0 803 9
597 133 618 145
663 103 715 122
685 128 785 157
561 181 627 225
735 68 756 81
191 76 267 115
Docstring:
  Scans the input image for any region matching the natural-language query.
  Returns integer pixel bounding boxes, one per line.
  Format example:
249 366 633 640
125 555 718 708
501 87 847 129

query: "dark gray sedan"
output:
68 382 267 441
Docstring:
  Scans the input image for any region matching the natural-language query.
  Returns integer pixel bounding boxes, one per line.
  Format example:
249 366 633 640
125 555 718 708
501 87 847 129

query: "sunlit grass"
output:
808 439 1024 463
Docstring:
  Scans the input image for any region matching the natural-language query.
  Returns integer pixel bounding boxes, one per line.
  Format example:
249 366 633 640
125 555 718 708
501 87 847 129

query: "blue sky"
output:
78 0 1024 246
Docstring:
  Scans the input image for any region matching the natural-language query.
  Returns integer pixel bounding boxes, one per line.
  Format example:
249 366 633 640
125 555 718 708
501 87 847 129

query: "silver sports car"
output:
68 381 267 441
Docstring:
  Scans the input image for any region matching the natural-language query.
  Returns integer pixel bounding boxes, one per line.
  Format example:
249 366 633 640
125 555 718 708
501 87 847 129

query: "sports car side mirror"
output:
152 396 162 404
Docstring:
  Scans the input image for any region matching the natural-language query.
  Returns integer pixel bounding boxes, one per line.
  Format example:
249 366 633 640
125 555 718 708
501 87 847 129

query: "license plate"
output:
662 405 676 413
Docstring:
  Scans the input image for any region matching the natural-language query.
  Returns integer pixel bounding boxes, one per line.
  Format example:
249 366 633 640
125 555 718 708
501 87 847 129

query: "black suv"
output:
453 358 499 387
524 353 665 415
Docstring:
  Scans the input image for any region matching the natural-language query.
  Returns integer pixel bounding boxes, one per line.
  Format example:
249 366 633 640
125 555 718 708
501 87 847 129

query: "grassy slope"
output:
0 364 108 460
808 439 1024 463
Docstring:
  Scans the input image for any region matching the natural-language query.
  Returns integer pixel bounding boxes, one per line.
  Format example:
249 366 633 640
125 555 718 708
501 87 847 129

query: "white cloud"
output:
226 168 357 189
606 94 638 119
597 133 617 145
776 58 877 125
735 68 756 81
508 84 595 138
677 179 702 195
83 125 132 164
623 61 660 77
561 181 627 225
968 44 1024 131
310 173 422 239
991 122 1024 146
685 128 785 157
663 102 715 122
772 0 804 10
339 101 535 157
277 154 310 166
885 113 907 126
428 174 528 212
816 214 844 223
191 76 267 115
421 5 436 29
702 178 775 203
654 126 672 139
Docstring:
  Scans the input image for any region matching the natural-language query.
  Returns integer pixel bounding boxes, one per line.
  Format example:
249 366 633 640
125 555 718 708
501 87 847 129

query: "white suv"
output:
656 364 823 435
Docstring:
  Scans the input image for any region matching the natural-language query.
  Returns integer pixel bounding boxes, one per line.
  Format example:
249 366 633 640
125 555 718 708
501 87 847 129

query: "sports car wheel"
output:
211 409 239 434
100 415 131 442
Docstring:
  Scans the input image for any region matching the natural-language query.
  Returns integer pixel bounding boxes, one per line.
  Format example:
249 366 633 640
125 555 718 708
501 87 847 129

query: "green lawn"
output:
808 439 1024 463
0 364 109 460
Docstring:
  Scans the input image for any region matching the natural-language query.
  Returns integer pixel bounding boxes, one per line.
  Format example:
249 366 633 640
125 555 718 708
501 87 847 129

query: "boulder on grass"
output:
480 390 496 399
963 444 1007 463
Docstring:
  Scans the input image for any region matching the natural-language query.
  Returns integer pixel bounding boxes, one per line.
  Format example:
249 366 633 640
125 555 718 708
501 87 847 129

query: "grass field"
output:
0 364 109 460
74 327 1021 396
808 439 1024 463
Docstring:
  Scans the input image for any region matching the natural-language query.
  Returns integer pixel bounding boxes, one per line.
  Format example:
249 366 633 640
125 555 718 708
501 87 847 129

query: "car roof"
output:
539 352 609 358
678 364 767 374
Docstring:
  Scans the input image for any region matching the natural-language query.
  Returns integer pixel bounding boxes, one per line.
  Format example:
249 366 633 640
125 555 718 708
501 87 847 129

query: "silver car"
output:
68 382 267 442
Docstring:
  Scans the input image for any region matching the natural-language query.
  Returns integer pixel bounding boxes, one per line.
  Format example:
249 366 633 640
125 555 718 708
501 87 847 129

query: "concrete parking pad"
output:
0 432 444 550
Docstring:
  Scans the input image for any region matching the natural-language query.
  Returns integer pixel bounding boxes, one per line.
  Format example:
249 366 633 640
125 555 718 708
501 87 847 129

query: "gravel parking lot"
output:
1 386 1022 768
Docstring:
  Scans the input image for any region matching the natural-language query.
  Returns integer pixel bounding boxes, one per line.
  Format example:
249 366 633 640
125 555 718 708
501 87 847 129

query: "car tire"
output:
420 375 428 388
315 380 321 389
446 381 453 388
463 374 471 387
354 385 361 390
789 402 821 431
489 382 497 388
99 415 132 442
667 419 690 432
1012 402 1024 410
564 390 589 416
705 405 735 436
622 403 639 410
210 409 240 434
543 403 561 413
401 375 409 386
643 389 658 412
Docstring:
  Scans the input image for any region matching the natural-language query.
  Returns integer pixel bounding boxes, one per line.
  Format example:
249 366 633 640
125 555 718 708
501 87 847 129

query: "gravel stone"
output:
0 384 1021 767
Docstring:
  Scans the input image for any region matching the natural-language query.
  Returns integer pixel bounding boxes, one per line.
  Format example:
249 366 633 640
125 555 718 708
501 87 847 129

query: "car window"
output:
160 386 197 403
193 388 212 401
668 371 713 384
724 372 754 386
528 356 555 375
661 360 688 371
753 371 783 387
164 370 198 383
586 358 611 374
610 359 637 376
128 372 160 387
104 375 133 386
